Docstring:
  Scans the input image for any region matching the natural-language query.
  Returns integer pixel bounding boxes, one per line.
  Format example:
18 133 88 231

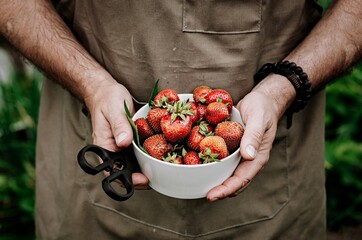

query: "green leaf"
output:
124 100 147 153
148 79 160 107
182 148 187 157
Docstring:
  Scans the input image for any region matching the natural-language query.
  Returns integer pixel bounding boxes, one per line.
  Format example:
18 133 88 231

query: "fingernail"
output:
116 132 127 145
246 145 256 158
208 196 219 202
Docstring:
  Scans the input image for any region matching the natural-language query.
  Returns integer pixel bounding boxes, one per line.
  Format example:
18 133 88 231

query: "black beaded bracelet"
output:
254 60 312 128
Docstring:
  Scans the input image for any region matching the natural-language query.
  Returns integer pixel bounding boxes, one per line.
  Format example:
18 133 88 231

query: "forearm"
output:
254 0 362 118
0 0 114 102
287 0 362 90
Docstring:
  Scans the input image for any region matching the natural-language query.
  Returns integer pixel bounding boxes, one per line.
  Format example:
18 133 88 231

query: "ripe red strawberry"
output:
153 89 179 107
134 117 154 143
143 134 173 160
160 100 194 142
215 121 244 151
196 105 207 120
205 89 233 112
147 107 168 133
205 102 230 125
189 101 199 125
160 114 192 143
193 85 212 104
183 150 201 165
186 122 213 151
199 136 229 163
163 152 183 164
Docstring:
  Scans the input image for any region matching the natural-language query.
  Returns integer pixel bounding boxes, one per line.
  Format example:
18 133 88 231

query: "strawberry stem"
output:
199 147 220 164
167 100 194 122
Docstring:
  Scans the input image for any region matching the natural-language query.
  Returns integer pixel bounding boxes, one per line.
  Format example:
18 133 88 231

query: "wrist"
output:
254 61 312 127
82 70 118 102
82 72 134 114
252 74 296 119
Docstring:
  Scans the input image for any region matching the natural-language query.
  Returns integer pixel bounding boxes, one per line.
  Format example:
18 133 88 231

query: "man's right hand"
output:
84 79 150 189
84 80 134 152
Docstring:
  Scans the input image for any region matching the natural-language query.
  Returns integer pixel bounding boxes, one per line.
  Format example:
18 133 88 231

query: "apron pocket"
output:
182 0 262 34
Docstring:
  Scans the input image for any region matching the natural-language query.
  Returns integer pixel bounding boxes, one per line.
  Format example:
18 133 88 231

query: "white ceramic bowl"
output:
132 94 243 199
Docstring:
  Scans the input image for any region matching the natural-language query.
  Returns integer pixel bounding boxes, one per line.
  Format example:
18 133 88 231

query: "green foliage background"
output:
0 70 42 239
325 62 362 231
0 0 361 238
319 0 362 231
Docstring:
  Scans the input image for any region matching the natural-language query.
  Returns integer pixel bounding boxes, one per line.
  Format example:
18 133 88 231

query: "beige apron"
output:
36 1 325 239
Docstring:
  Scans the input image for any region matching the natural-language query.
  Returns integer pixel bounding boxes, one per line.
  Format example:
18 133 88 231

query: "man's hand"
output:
207 92 279 201
84 81 134 151
207 75 295 201
84 80 150 189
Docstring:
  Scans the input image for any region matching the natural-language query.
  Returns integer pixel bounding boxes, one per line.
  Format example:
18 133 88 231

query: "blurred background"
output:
0 0 361 239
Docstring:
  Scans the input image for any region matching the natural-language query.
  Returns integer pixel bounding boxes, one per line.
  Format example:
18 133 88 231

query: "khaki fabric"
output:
36 1 325 239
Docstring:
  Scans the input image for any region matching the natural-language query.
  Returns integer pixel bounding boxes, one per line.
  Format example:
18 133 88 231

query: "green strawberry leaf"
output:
182 148 188 157
124 100 147 153
199 148 220 164
148 79 160 107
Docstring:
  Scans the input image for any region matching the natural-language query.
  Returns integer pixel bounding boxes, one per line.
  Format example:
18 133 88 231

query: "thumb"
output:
111 112 134 149
239 114 265 161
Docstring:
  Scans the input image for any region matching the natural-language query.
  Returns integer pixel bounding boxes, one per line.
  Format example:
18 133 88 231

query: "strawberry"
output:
183 150 201 165
147 107 168 133
189 101 199 125
199 136 229 163
134 117 154 143
196 104 207 120
205 89 233 112
205 102 230 125
186 122 213 151
215 121 244 151
163 152 183 164
193 85 212 104
161 100 194 142
153 89 179 108
143 134 173 160
160 114 192 143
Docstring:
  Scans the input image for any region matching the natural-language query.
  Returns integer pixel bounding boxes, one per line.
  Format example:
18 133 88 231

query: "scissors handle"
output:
77 144 118 174
77 144 135 201
102 167 134 201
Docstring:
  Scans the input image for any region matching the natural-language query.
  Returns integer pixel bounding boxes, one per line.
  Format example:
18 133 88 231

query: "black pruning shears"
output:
77 144 134 201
